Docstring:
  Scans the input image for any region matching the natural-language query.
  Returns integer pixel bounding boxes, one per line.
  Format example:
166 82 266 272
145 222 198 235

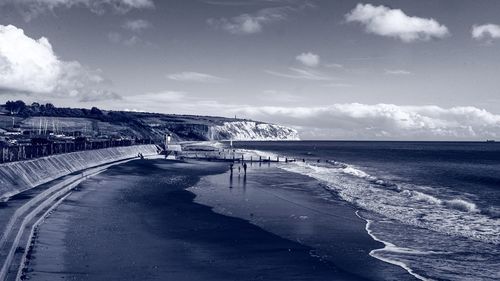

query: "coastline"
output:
0 153 163 281
355 211 429 281
25 159 374 280
189 162 417 281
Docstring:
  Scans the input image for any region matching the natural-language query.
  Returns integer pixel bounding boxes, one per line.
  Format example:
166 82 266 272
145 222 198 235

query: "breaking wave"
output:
233 145 500 281
279 160 500 245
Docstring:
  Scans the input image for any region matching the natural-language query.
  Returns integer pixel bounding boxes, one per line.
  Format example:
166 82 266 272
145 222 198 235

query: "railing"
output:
0 139 154 164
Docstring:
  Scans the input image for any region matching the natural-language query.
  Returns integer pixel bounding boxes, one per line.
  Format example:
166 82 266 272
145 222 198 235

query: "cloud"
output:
103 93 500 140
125 91 186 104
167 72 228 83
78 89 122 102
0 25 60 93
260 90 303 102
107 31 153 47
96 88 500 141
296 52 320 67
472 24 500 41
323 83 354 88
116 91 186 112
325 63 343 68
203 0 304 6
3 0 154 20
207 2 313 34
0 24 118 102
232 103 500 140
385 69 411 75
266 67 333 81
123 19 152 32
56 61 120 102
345 3 449 42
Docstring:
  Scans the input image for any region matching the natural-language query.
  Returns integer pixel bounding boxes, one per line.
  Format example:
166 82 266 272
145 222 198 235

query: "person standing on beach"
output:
230 163 234 177
243 163 247 175
238 165 241 174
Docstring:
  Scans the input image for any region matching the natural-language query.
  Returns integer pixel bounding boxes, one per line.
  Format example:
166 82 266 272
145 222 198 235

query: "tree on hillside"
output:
90 107 103 115
5 100 26 114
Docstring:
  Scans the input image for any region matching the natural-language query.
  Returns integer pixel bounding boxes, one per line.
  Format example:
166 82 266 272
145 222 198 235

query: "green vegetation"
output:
0 100 249 141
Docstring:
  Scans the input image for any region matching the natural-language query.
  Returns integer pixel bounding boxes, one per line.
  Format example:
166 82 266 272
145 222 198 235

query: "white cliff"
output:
208 121 299 141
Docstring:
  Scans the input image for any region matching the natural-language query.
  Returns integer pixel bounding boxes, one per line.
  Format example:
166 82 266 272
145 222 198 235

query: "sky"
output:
0 0 500 140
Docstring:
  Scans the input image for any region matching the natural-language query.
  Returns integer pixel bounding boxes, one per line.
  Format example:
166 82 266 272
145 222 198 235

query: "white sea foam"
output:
402 190 442 205
355 211 433 281
236 148 279 160
444 199 480 213
279 161 500 245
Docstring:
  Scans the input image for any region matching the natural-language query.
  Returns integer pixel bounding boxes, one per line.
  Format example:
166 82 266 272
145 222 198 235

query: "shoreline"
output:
355 211 429 281
0 153 165 281
189 162 417 281
25 159 384 280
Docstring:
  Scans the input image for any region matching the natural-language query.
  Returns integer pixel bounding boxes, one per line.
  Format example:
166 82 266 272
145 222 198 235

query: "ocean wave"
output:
444 199 480 213
279 161 500 245
355 211 432 281
402 190 442 205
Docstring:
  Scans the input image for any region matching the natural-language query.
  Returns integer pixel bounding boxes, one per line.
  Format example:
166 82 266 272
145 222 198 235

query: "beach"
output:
24 158 414 281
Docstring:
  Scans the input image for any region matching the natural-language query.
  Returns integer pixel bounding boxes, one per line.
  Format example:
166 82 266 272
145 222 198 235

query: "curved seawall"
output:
0 145 158 201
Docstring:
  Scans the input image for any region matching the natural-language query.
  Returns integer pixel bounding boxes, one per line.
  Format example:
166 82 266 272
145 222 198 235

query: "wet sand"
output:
190 163 416 281
25 159 414 280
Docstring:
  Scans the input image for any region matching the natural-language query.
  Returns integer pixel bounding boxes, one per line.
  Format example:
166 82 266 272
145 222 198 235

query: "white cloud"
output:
123 35 142 46
472 24 500 40
325 63 344 68
107 32 122 43
0 24 60 93
0 24 118 102
232 103 500 140
107 31 153 47
78 89 121 102
167 72 228 83
96 88 500 141
125 91 186 105
56 60 120 102
207 2 313 35
3 0 154 20
323 83 354 88
260 90 302 102
385 69 411 75
123 19 152 32
207 6 288 34
296 52 320 67
345 3 449 42
266 67 333 81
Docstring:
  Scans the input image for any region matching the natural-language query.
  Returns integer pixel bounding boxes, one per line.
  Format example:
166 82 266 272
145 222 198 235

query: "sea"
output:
24 141 500 281
225 141 500 281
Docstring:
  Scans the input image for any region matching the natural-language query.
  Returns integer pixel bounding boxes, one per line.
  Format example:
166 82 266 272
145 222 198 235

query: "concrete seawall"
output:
0 145 158 201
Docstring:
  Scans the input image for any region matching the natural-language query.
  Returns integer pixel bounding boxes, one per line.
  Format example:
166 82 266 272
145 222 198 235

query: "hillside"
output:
0 101 299 142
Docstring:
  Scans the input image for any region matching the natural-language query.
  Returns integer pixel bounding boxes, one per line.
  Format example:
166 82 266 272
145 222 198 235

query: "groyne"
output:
0 145 158 201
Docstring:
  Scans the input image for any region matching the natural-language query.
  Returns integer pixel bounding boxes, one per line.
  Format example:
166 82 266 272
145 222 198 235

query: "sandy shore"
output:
24 159 414 280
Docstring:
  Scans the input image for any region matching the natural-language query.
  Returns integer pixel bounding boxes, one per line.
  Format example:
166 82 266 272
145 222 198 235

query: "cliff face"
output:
1 103 300 142
208 121 300 141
